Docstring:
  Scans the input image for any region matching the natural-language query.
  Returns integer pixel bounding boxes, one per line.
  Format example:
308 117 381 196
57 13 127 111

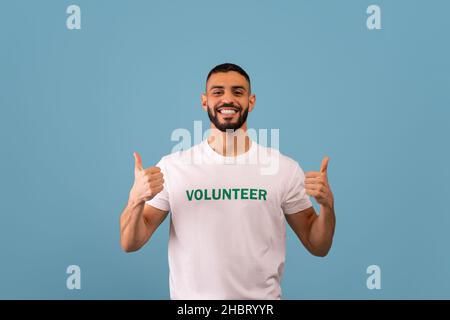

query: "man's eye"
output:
213 91 222 95
234 91 243 96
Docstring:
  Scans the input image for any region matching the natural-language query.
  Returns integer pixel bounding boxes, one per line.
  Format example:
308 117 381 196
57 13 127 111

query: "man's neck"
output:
207 125 251 157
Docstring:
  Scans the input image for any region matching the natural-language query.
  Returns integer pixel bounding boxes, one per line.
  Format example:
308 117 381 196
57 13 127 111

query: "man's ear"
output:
201 93 208 112
248 94 256 112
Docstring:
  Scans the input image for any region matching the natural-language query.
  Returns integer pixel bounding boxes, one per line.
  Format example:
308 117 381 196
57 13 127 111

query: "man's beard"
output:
207 103 249 133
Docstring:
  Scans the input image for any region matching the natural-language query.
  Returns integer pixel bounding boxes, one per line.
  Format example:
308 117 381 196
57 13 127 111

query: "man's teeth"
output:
219 109 236 114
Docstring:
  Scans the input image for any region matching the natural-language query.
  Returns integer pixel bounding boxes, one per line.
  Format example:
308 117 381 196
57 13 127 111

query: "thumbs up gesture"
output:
305 157 334 209
129 152 165 204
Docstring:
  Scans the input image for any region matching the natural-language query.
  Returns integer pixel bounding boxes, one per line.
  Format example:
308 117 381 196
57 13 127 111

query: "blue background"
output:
0 0 449 299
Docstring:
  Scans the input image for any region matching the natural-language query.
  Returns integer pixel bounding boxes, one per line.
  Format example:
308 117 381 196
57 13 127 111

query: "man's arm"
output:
119 152 167 252
120 201 168 252
285 156 335 257
285 205 335 257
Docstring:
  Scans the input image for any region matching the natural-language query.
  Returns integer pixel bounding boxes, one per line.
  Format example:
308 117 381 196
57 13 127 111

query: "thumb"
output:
320 156 330 173
133 152 143 172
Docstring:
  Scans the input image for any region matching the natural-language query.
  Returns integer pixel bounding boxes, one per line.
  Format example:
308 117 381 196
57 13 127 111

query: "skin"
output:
120 71 335 257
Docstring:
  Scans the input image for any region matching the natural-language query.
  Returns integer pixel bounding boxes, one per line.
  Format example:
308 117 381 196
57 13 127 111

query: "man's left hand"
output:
305 157 334 209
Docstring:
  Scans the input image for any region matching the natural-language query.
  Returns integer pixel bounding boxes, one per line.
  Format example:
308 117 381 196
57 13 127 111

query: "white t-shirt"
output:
146 139 312 300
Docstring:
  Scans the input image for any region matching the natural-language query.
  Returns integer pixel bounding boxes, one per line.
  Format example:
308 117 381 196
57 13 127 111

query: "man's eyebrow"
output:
209 85 224 91
208 85 247 91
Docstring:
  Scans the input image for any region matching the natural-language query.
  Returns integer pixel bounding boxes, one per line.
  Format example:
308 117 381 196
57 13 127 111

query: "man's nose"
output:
221 95 235 105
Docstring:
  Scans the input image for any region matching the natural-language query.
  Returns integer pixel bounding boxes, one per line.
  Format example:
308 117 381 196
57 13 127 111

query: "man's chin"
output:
219 119 238 126
215 124 244 133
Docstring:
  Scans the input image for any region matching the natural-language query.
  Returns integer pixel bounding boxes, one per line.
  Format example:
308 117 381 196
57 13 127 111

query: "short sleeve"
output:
281 162 313 214
145 157 170 212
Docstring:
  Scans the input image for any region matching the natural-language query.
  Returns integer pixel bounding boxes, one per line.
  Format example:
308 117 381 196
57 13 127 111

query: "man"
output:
120 63 335 299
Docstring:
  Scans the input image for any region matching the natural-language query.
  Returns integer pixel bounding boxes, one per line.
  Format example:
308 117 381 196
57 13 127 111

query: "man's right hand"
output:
129 152 164 205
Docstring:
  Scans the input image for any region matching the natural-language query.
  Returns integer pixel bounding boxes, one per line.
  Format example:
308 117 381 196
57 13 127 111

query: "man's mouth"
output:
216 106 240 115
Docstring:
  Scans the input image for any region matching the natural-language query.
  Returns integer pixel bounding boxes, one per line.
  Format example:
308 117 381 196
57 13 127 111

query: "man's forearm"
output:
120 198 149 252
309 205 335 256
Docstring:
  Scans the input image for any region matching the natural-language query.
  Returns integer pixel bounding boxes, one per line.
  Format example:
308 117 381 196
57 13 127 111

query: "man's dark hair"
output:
206 63 251 92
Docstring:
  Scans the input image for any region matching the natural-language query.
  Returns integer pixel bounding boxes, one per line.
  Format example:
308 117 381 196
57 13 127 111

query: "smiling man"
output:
119 63 336 299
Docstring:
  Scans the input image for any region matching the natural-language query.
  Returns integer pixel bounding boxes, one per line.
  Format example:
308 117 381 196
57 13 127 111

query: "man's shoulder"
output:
255 142 300 169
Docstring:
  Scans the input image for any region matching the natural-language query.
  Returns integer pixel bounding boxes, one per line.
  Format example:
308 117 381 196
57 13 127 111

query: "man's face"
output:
202 71 256 132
